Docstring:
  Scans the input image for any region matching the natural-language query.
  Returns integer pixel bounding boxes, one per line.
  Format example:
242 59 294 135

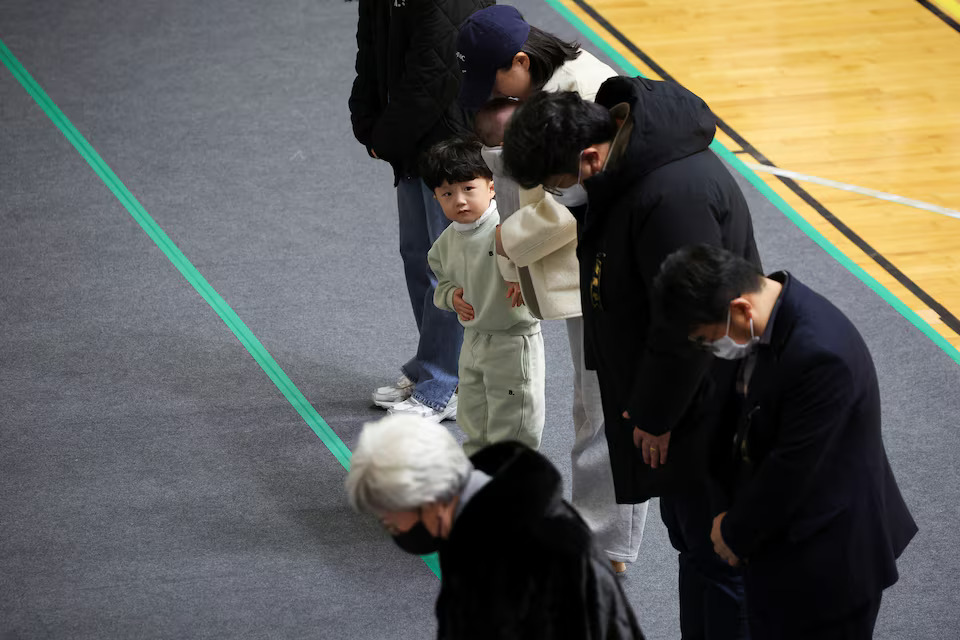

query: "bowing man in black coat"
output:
653 244 918 639
346 414 645 640
503 76 760 638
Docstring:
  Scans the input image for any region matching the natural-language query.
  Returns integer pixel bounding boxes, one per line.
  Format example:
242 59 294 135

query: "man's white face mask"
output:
550 150 588 208
552 182 588 208
709 308 759 360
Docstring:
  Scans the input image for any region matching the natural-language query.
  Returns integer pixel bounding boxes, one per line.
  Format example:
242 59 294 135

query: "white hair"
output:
345 414 472 514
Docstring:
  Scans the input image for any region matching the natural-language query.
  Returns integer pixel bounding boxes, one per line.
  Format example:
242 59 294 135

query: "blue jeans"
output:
396 177 463 410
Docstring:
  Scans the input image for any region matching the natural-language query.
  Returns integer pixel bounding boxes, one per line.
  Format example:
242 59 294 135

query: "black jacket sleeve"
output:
624 184 723 436
369 0 461 163
348 0 381 151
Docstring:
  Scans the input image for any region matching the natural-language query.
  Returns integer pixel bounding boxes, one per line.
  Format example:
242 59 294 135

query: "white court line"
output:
743 162 960 221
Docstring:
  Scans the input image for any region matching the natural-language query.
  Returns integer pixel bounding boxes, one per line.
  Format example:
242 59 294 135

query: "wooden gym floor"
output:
549 0 960 355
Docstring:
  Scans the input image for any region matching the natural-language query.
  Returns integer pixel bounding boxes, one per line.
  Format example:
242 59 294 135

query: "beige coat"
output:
497 50 618 320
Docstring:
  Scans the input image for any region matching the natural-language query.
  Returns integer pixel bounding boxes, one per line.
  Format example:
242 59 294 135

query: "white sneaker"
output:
388 395 458 423
372 375 415 409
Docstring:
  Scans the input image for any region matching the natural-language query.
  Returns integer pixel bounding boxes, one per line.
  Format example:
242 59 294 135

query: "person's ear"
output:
489 179 496 197
514 52 530 71
581 147 604 179
430 500 456 539
730 297 754 326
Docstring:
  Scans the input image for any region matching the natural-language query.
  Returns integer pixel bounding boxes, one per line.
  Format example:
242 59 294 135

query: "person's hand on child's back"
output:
506 282 524 307
453 288 475 321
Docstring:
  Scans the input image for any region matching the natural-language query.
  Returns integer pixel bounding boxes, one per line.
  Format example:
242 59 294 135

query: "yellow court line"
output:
553 0 960 354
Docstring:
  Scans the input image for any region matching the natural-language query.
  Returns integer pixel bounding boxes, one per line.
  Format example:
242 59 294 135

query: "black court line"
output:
916 0 960 33
570 0 960 336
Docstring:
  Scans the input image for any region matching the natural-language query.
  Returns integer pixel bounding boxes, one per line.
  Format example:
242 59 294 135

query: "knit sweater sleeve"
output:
428 231 458 312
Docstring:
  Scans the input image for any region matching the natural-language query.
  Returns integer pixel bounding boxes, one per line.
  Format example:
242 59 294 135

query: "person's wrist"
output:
719 514 740 557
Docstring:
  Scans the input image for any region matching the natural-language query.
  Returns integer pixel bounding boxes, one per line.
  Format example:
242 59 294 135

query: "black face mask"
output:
391 507 445 555
392 520 442 555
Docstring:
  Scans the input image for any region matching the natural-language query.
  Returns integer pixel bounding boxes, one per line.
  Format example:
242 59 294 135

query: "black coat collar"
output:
765 271 800 360
449 442 564 548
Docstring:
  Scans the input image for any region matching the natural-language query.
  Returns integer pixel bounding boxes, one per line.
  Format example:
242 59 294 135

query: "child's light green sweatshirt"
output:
427 201 540 336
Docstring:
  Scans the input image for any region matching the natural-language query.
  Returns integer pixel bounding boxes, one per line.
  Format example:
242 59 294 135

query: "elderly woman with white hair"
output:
346 414 644 639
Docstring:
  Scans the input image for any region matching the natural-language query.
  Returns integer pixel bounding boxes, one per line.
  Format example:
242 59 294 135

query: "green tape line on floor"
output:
1 38 446 580
0 37 353 465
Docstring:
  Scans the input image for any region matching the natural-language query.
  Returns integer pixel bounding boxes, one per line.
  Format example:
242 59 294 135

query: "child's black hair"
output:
419 136 493 191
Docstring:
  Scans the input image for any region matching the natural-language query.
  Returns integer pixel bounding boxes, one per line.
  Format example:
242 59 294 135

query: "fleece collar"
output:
451 200 498 233
447 442 564 547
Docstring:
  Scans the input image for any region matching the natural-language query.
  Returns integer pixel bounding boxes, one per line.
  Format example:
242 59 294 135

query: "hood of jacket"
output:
449 442 566 547
585 76 717 207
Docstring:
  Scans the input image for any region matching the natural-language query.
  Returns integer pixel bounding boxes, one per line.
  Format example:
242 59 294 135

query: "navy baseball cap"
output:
457 5 531 109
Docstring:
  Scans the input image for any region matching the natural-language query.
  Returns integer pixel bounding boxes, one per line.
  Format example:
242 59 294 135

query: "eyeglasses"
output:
543 152 585 197
378 506 424 535
687 335 713 353
685 302 742 352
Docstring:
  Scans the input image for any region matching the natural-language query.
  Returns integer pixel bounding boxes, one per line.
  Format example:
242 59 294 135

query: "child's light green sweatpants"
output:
457 328 545 456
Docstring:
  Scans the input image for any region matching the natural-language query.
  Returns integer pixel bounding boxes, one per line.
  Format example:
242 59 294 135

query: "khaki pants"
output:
566 317 648 563
458 329 545 456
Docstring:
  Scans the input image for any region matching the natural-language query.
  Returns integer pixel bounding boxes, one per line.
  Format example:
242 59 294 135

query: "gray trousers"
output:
566 317 649 563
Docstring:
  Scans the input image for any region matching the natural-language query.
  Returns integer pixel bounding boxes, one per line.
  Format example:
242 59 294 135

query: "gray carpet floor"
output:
1 0 958 638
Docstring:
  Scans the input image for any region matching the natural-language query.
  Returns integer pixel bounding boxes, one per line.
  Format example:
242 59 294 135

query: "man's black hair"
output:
502 90 617 189
506 26 581 91
653 244 765 335
419 136 493 191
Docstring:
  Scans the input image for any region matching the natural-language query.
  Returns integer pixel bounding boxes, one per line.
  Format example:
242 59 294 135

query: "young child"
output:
422 137 545 455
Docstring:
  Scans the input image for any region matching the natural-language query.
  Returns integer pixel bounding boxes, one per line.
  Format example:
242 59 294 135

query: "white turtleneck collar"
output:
451 200 497 233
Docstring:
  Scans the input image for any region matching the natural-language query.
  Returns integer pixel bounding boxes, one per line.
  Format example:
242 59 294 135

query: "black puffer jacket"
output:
436 442 645 640
577 75 761 504
348 0 492 181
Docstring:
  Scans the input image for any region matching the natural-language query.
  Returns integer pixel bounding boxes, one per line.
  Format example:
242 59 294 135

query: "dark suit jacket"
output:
721 274 917 629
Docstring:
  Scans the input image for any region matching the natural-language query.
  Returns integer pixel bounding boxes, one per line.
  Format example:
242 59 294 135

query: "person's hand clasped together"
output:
625 411 672 470
710 512 739 567
452 288 474 322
